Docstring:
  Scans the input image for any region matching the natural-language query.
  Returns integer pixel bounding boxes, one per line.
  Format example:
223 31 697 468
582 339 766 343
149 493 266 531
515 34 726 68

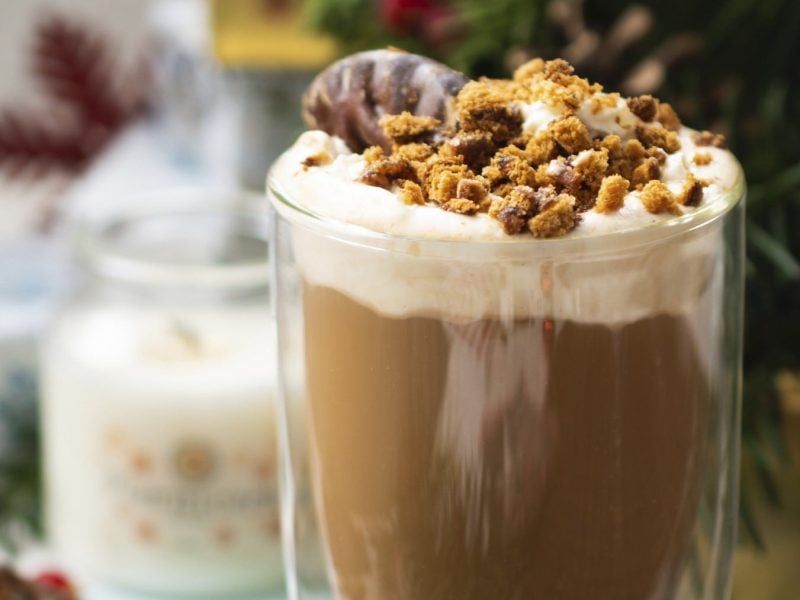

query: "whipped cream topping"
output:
270 125 741 242
268 71 744 323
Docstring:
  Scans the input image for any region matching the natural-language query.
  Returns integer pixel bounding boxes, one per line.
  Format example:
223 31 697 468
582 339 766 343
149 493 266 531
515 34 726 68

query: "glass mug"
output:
269 169 746 600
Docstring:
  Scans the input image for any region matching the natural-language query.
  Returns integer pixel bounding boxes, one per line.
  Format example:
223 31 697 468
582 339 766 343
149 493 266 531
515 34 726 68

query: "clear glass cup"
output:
269 169 746 600
41 189 285 597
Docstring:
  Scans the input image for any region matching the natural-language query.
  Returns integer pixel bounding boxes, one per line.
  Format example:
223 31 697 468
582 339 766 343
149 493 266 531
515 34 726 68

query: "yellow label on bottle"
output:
211 0 338 69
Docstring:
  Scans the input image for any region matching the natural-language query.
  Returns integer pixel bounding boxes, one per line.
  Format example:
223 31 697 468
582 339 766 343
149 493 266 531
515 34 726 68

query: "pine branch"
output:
0 370 42 552
0 108 91 176
33 15 137 131
0 13 149 179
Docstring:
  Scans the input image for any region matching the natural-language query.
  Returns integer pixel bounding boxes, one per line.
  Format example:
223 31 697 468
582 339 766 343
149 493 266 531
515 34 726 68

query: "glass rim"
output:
267 164 746 257
70 187 271 291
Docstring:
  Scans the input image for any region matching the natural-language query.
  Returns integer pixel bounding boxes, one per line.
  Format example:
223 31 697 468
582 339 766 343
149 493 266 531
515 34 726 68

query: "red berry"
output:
35 570 74 592
380 0 436 33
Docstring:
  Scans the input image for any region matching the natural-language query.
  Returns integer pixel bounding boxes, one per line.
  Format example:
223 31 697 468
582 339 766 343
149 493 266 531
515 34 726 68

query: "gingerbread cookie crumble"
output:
595 175 630 214
302 150 332 168
303 53 725 238
693 130 727 148
693 152 713 166
640 180 681 215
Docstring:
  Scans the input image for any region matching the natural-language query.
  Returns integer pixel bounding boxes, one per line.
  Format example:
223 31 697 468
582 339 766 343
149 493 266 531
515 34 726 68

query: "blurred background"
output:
0 0 798 598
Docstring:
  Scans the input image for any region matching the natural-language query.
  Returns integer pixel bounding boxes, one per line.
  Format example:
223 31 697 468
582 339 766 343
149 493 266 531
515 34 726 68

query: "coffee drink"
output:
270 50 744 600
301 283 709 600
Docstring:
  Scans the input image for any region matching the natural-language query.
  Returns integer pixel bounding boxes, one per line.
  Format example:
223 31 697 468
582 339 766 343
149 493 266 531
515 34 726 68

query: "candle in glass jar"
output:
42 304 283 596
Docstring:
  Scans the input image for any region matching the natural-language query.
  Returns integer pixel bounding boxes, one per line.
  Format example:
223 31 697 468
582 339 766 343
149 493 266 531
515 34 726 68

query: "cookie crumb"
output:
484 147 537 188
545 158 580 192
361 157 417 188
589 93 620 114
442 132 495 170
426 161 471 204
676 173 704 207
528 194 577 238
363 145 385 163
631 156 661 188
302 150 332 167
573 148 609 191
543 58 575 79
513 57 545 81
656 102 682 131
636 125 681 153
490 185 538 234
456 177 489 203
549 116 592 154
692 130 727 148
395 143 434 162
627 95 658 122
456 80 523 144
525 131 559 165
442 196 480 215
379 111 440 144
640 180 680 215
693 152 713 166
399 180 425 205
595 175 630 213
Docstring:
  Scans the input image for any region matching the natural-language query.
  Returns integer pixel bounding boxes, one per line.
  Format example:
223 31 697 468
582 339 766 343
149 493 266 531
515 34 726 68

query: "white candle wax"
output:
41 305 283 596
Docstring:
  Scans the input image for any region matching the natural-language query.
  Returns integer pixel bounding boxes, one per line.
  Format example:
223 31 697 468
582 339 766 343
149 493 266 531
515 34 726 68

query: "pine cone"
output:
303 48 469 152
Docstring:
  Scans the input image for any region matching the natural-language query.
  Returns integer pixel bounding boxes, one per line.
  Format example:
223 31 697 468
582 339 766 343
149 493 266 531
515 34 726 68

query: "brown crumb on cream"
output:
363 145 385 163
395 142 435 162
573 148 609 191
302 150 332 168
640 180 680 215
692 130 727 148
490 185 537 234
442 196 480 215
379 112 440 144
456 80 523 144
361 157 417 188
512 57 545 81
693 152 713 166
595 175 629 213
589 93 620 114
441 132 495 170
549 116 592 154
425 160 471 204
529 194 577 238
631 156 661 189
656 103 682 131
525 131 559 165
456 178 489 203
543 159 579 192
636 125 681 153
399 180 425 205
676 173 704 207
543 58 574 79
483 146 537 188
627 95 658 122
